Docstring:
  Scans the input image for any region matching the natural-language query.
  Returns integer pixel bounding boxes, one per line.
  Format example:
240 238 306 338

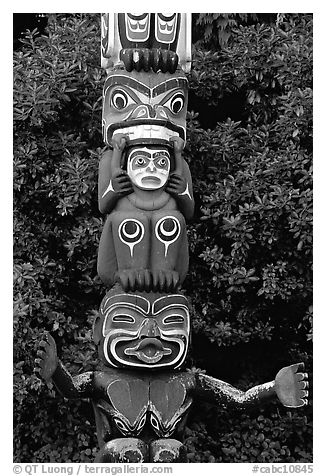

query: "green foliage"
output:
13 13 312 463
194 13 260 49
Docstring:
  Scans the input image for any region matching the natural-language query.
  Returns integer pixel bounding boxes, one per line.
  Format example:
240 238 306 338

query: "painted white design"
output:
125 14 151 42
178 182 192 200
118 218 145 257
155 216 181 257
101 180 114 198
155 14 178 44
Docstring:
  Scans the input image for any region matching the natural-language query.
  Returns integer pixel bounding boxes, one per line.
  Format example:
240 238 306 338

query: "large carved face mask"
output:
94 291 190 370
102 70 188 147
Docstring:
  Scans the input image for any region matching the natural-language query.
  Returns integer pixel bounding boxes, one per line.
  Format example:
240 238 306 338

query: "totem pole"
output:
35 13 309 463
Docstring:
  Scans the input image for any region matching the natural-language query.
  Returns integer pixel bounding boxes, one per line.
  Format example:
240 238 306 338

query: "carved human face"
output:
102 70 188 146
96 290 190 370
126 147 170 190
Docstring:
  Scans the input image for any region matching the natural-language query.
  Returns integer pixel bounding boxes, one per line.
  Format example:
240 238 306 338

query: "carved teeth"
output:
112 125 179 141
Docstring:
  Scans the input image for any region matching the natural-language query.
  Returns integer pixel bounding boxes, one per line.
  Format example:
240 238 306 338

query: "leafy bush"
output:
13 13 312 462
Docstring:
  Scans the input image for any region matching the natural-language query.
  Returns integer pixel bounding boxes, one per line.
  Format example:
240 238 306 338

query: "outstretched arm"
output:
34 332 94 399
192 363 308 409
193 373 275 408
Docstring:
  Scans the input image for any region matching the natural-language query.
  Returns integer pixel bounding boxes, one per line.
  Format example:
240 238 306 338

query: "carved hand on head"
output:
112 133 129 151
34 332 58 382
275 362 309 408
169 136 185 154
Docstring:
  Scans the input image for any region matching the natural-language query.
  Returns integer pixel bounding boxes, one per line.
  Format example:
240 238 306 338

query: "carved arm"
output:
191 362 308 409
34 332 94 399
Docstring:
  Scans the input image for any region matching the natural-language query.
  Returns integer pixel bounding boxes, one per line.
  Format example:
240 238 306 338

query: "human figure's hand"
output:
275 362 309 407
111 169 133 197
166 173 187 197
34 332 58 382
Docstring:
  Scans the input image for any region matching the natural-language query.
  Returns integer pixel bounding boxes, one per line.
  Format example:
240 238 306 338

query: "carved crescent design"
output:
118 218 145 257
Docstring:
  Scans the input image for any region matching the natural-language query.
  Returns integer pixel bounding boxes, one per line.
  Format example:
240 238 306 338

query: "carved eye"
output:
112 315 135 323
111 89 135 110
163 315 184 324
163 93 185 114
135 157 147 167
156 157 167 168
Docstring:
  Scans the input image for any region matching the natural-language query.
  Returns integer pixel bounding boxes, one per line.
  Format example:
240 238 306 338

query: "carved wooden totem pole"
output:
35 13 309 463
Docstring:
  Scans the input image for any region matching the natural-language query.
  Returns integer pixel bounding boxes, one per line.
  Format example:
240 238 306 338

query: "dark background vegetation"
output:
13 13 312 463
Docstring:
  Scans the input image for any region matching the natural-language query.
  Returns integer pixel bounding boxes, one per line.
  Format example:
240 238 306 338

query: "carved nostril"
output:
154 105 168 119
135 106 148 118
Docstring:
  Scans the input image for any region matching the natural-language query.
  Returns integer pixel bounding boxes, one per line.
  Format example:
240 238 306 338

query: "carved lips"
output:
125 337 172 364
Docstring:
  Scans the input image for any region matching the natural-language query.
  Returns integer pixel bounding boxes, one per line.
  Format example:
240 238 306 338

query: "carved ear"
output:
92 312 103 345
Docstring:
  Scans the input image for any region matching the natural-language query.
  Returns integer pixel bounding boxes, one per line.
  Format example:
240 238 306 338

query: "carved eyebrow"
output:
152 78 188 98
104 75 150 97
129 150 151 160
102 293 150 314
153 151 170 159
104 76 188 100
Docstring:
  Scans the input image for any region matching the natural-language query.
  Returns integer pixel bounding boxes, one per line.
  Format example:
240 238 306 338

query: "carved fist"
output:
166 173 187 197
169 136 185 154
112 134 128 151
34 332 58 382
275 362 309 408
111 169 133 197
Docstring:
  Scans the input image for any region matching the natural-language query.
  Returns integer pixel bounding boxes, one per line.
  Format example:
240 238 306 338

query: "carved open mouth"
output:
124 337 172 364
141 176 161 184
108 119 185 143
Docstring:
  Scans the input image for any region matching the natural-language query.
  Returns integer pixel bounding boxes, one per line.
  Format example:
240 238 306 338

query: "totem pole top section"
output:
101 13 192 74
